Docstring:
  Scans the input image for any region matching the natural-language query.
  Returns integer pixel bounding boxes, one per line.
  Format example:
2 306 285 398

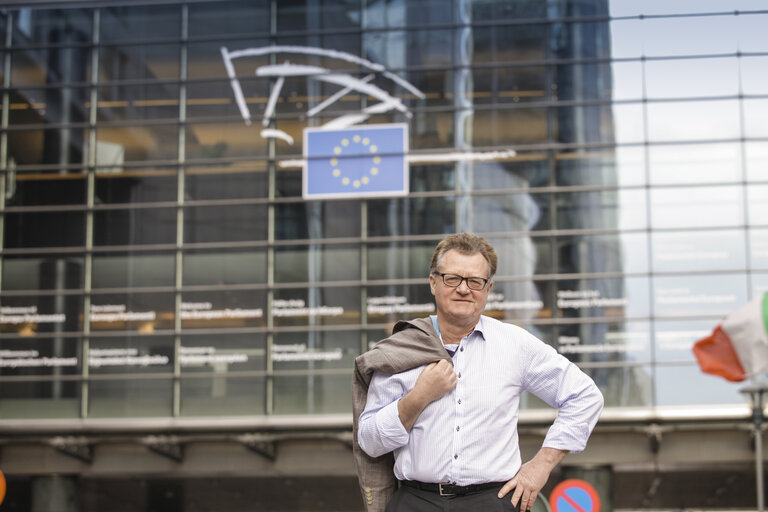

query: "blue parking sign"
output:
303 124 408 199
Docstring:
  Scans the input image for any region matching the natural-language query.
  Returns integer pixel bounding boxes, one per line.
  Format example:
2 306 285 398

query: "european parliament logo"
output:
303 124 408 199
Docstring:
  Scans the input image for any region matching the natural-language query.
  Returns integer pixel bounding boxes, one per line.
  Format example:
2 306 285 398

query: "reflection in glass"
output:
0 379 80 419
473 108 548 146
93 208 176 246
368 197 454 237
2 254 84 291
611 103 644 144
652 230 745 273
95 171 177 204
6 172 87 207
557 232 649 275
554 321 651 364
90 293 174 332
97 83 180 123
750 229 768 269
276 201 361 240
275 245 360 283
646 100 740 142
740 55 768 95
648 143 741 185
8 127 86 167
639 16 739 57
484 279 545 324
645 57 739 99
745 141 768 182
97 124 179 162
89 336 174 375
367 241 435 281
654 318 721 363
273 287 360 328
185 165 268 200
92 252 175 289
748 185 768 227
273 373 352 414
744 98 768 138
182 249 266 286
650 185 742 229
653 274 748 318
473 193 547 232
188 1 270 36
366 284 435 325
183 204 268 243
180 290 266 330
273 330 359 371
88 377 172 418
0 293 83 335
557 277 650 319
0 337 80 377
655 364 743 407
180 376 266 416
180 333 266 374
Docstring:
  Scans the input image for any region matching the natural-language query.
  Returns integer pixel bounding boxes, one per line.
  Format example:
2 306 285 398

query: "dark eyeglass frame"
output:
433 272 490 291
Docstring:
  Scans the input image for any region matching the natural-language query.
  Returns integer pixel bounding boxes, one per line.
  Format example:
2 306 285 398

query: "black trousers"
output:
385 484 522 512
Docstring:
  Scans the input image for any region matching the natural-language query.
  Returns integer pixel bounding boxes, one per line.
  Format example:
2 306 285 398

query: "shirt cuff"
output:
375 399 410 449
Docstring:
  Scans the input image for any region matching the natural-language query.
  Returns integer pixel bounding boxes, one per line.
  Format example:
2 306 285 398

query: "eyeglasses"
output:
433 272 490 291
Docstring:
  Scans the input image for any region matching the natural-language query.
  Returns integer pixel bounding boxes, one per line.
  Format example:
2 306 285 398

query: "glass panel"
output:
367 241 437 280
472 193 549 233
10 86 89 125
640 16 739 57
99 5 180 42
89 336 174 375
609 19 643 59
188 1 270 37
92 252 175 289
653 273 748 318
473 108 548 146
275 245 360 283
182 248 267 286
472 24 548 64
611 103 645 144
473 157 548 190
12 7 92 45
96 124 179 162
646 99 740 142
11 46 90 86
187 42 270 81
364 0 453 27
88 377 172 418
652 230 746 273
745 141 768 182
0 337 80 377
554 321 651 364
751 229 768 269
2 254 85 291
273 286 361 327
743 98 768 138
648 143 741 185
610 61 643 101
556 189 647 231
471 1 547 21
410 163 455 193
556 276 651 319
484 280 546 324
186 121 268 160
95 169 177 204
753 273 768 297
741 55 768 95
654 318 722 363
645 57 739 99
6 172 87 207
364 29 453 68
180 333 266 374
556 232 650 275
366 284 435 325
0 380 80 419
275 201 360 240
0 294 83 335
367 196 455 237
555 150 619 187
488 236 552 276
185 164 268 200
277 0 363 31
7 127 86 166
410 111 455 150
93 208 177 246
273 330 359 371
184 204 268 243
273 373 352 414
180 290 266 330
99 43 180 81
655 364 744 407
737 12 768 52
615 146 645 187
554 63 612 103
748 185 768 226
97 83 180 122
180 376 266 416
89 293 174 333
3 211 85 249
650 185 743 229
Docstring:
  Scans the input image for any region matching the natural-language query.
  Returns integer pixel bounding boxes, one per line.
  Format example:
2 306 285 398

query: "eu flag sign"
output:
303 124 408 199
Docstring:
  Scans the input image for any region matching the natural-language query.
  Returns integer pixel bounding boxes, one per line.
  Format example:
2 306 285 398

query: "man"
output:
352 233 604 512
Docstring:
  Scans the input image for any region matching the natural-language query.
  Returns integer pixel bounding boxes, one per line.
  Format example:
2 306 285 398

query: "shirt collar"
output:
430 315 486 341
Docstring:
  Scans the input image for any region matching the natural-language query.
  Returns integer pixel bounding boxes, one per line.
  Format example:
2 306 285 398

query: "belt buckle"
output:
438 483 456 497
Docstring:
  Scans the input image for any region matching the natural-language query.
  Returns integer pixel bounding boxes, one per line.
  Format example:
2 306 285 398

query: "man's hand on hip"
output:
498 447 568 511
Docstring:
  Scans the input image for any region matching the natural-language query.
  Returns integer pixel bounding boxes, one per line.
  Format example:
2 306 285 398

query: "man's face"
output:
429 249 493 326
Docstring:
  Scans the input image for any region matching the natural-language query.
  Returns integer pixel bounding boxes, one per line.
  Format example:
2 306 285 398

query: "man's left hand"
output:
497 447 568 511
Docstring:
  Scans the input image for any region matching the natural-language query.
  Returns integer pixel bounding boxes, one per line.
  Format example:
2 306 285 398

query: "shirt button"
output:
456 426 460 431
457 372 461 378
460 347 464 352
454 454 458 459
457 399 462 404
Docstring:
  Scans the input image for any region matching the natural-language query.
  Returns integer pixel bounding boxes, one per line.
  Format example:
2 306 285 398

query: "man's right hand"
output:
397 360 457 431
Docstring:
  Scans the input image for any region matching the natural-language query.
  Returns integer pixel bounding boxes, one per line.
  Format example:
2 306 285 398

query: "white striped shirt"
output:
357 315 604 486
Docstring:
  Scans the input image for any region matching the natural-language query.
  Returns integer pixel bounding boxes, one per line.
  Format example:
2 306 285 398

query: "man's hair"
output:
429 232 498 278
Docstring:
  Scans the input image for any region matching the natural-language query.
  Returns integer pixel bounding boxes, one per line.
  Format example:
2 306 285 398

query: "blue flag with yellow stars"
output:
303 124 408 199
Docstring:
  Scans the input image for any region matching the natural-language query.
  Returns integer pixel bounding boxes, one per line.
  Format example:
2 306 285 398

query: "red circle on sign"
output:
549 479 600 512
0 467 6 505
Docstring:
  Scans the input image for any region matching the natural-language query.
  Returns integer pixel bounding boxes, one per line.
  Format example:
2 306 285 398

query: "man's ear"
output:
429 274 437 296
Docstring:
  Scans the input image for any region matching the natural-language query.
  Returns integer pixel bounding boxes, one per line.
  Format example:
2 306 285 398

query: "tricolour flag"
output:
303 124 408 199
693 292 768 382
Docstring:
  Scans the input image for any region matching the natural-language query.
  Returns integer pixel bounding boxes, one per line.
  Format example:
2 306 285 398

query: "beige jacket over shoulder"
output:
352 317 452 512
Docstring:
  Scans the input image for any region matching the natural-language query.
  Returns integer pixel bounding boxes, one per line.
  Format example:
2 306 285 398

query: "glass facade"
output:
1 0 767 424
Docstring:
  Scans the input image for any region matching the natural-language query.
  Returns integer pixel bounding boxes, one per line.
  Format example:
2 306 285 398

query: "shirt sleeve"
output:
521 333 604 453
357 370 411 458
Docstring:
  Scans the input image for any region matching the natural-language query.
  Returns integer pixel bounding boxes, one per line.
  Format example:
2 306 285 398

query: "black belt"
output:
399 480 504 497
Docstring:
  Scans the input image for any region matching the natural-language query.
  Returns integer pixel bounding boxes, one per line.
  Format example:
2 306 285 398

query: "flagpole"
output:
741 383 766 512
